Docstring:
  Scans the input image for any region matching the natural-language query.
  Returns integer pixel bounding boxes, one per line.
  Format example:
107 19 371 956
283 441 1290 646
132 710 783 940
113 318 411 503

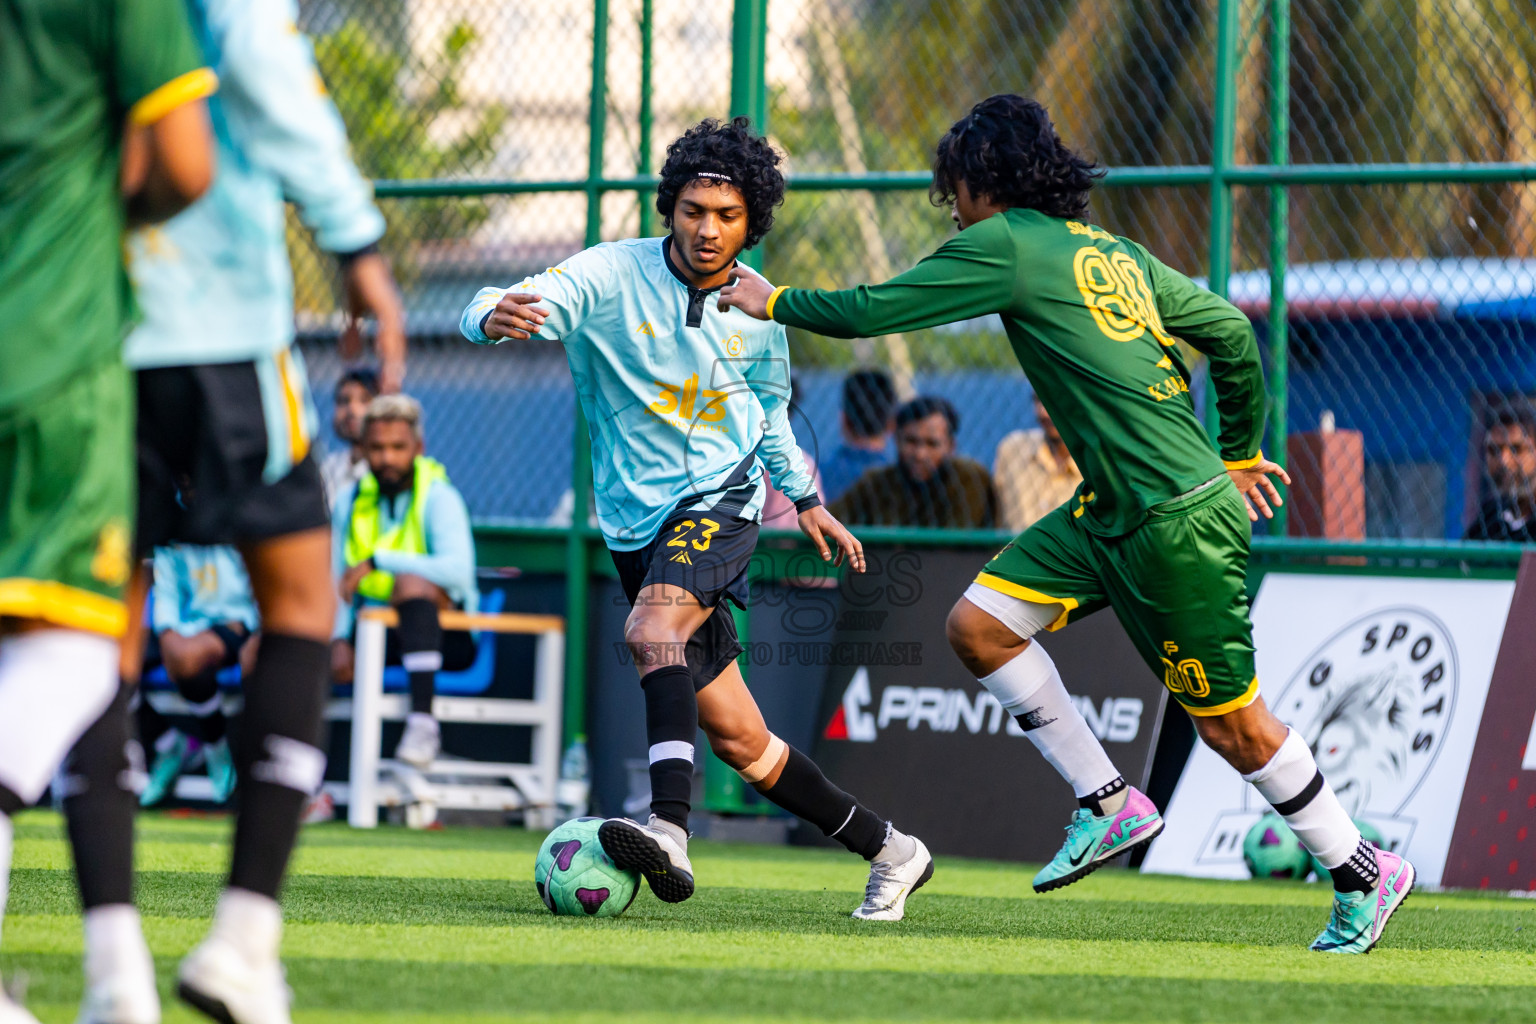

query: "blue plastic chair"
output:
380 587 505 697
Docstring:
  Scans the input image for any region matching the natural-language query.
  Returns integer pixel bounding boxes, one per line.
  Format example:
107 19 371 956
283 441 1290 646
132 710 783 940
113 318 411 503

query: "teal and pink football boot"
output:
1310 845 1416 954
1033 786 1164 892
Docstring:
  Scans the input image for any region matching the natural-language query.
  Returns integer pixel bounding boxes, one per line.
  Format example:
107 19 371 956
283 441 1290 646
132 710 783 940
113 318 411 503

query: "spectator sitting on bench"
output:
140 543 258 807
321 366 380 507
331 394 478 769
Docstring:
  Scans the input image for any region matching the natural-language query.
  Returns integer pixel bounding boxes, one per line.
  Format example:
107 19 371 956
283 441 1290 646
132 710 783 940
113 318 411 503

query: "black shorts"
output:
610 510 759 691
136 355 330 555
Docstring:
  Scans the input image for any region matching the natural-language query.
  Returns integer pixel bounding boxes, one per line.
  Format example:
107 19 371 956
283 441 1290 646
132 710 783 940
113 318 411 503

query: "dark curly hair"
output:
930 95 1103 220
656 117 785 250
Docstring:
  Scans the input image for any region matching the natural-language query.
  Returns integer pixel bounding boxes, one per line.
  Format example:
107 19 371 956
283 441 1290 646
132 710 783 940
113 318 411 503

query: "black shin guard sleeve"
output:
230 634 329 899
177 667 226 743
396 598 442 716
761 746 886 860
63 684 137 909
642 665 696 830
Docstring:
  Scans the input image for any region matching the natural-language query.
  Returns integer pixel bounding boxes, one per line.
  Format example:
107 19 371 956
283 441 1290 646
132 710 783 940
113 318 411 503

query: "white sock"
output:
1241 728 1360 869
1 814 11 946
212 888 282 964
83 905 153 985
979 642 1124 810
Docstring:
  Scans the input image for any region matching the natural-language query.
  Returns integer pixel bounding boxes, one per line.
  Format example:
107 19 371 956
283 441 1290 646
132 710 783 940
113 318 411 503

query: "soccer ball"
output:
534 817 640 917
1308 819 1384 881
1242 813 1313 880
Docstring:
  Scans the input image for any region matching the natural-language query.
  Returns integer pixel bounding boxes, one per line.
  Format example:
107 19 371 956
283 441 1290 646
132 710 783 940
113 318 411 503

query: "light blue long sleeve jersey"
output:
151 545 259 638
460 238 819 550
125 0 384 370
331 477 479 639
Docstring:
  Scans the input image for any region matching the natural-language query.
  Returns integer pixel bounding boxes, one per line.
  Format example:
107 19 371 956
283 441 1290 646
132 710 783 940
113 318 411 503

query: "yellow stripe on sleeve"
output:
1222 450 1264 471
128 67 219 127
765 285 790 321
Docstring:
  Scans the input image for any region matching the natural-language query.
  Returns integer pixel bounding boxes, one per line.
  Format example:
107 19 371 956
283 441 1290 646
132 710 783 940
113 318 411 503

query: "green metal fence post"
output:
703 0 773 813
1206 0 1240 440
637 0 655 237
730 0 770 274
1267 0 1290 536
562 0 609 772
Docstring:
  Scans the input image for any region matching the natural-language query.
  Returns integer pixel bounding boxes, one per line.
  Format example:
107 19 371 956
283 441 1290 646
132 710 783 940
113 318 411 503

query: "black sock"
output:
229 634 329 900
396 598 442 716
761 746 886 860
1328 838 1381 894
641 664 696 831
177 666 226 743
1078 776 1127 817
63 683 137 909
134 687 170 750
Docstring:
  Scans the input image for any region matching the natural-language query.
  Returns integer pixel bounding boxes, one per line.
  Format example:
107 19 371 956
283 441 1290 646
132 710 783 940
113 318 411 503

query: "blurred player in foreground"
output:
721 93 1414 954
0 2 215 1022
98 2 405 1022
462 118 933 920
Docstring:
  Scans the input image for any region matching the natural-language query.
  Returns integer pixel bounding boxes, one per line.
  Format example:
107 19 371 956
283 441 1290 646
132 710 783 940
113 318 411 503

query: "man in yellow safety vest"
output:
331 394 477 768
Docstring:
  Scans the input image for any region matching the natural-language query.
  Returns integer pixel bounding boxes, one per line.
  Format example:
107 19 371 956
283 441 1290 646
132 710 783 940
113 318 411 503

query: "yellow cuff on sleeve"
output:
765 285 789 321
1222 450 1264 471
128 67 219 127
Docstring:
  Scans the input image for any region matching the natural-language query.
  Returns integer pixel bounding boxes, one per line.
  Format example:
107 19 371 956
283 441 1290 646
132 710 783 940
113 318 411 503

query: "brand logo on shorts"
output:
1260 608 1457 818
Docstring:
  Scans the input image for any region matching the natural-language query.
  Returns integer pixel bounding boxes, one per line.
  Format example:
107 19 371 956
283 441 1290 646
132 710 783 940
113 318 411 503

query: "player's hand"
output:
339 559 374 601
717 264 776 320
1227 457 1292 522
330 639 355 684
485 292 550 341
798 505 866 572
340 252 407 392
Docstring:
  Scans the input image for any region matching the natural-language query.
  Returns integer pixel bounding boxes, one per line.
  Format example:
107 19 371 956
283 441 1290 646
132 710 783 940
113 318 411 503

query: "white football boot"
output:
597 816 695 903
393 713 440 770
78 907 160 1024
852 830 934 921
177 892 290 1024
0 992 40 1024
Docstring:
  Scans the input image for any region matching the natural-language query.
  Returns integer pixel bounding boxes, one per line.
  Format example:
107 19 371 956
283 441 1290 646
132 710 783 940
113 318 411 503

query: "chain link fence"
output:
293 0 1536 545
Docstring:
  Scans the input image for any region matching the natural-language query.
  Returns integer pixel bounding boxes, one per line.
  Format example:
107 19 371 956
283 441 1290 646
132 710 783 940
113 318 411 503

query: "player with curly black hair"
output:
459 119 934 921
656 115 786 253
723 94 1416 955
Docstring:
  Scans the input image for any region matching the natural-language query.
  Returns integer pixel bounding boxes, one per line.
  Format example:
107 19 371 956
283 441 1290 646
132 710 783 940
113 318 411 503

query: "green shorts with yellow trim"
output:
976 476 1258 716
0 360 133 637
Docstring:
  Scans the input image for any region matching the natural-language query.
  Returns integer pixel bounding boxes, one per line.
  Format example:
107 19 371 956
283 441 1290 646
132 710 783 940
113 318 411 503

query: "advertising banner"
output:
1142 574 1516 887
811 548 1166 862
1441 554 1536 891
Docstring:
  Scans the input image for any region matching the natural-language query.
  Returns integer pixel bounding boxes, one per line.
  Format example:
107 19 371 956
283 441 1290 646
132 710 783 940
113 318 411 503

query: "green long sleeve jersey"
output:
771 208 1266 538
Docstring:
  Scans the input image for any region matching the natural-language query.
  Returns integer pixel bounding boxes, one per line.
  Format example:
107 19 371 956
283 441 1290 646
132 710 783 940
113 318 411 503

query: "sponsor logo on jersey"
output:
636 321 656 337
648 374 730 433
822 666 1143 744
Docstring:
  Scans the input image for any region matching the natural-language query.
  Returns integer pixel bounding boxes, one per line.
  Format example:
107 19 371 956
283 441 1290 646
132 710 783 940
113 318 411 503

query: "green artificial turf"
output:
6 812 1534 1023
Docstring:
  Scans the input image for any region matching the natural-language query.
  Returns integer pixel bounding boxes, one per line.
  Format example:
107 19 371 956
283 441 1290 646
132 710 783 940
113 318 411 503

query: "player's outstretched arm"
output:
717 263 777 320
799 506 866 572
339 252 407 391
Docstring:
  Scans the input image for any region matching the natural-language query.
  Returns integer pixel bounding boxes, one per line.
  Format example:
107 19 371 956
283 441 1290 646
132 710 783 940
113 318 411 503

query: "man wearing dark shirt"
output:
819 369 897 502
832 396 997 528
1466 408 1536 542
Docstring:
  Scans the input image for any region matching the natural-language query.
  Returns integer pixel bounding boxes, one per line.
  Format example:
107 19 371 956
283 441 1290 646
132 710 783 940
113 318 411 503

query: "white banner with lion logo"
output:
1143 574 1515 887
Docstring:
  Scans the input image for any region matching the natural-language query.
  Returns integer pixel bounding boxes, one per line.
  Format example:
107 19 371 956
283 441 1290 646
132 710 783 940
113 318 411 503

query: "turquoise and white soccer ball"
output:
1242 813 1313 880
534 817 640 917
